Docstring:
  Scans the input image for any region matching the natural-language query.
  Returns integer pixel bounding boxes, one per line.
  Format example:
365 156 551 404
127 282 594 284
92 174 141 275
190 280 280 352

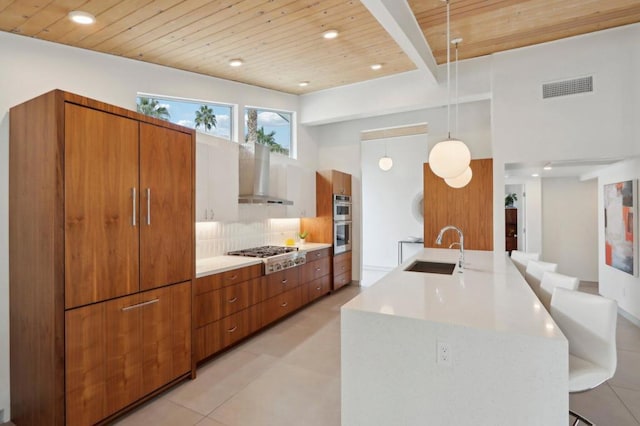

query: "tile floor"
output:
3 282 639 426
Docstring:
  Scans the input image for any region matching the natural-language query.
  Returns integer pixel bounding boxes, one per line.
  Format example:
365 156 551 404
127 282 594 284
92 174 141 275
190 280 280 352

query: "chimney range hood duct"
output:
238 142 293 205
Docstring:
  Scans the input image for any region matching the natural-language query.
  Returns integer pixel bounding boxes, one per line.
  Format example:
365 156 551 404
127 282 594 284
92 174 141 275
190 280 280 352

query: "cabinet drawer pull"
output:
131 187 137 227
230 275 238 280
281 279 288 284
228 296 238 303
315 267 321 272
146 188 151 225
227 325 238 333
122 298 159 311
316 252 321 257
280 302 288 307
316 286 321 291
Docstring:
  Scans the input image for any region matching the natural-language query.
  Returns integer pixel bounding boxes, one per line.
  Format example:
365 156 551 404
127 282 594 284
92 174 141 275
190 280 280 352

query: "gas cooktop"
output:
228 245 305 274
228 245 298 258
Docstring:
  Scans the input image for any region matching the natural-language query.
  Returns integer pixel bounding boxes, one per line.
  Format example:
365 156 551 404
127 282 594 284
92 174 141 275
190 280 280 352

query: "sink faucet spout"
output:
435 225 464 270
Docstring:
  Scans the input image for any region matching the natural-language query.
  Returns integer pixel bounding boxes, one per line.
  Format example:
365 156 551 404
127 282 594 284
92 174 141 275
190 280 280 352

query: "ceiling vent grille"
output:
542 76 593 99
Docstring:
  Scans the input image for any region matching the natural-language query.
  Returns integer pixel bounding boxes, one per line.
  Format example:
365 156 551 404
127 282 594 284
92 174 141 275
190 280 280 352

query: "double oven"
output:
333 194 352 254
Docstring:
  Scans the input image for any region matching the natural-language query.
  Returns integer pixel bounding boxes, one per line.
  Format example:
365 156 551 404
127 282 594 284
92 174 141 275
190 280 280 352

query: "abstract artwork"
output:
604 180 637 276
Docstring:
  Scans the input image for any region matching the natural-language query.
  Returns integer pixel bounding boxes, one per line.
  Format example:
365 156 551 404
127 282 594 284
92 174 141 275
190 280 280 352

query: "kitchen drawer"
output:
195 277 261 327
262 286 303 327
195 305 261 362
333 252 352 277
195 263 262 295
263 267 300 300
333 271 352 291
307 247 330 261
302 275 331 305
301 256 331 283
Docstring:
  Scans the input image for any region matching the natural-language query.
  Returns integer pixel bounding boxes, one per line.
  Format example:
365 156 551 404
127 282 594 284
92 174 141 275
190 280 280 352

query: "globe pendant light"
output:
428 0 471 179
378 142 393 171
445 166 472 188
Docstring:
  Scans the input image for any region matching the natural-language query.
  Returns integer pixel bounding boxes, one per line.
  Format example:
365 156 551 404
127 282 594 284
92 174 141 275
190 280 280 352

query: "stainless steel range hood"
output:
238 142 293 205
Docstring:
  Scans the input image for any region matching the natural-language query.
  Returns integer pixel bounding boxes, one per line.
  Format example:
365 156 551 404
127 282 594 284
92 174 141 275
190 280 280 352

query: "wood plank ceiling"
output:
1 0 640 95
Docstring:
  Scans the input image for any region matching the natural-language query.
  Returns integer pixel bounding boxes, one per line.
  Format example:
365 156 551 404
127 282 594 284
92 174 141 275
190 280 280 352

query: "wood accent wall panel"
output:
139 123 193 290
423 159 493 251
64 103 140 308
9 91 66 426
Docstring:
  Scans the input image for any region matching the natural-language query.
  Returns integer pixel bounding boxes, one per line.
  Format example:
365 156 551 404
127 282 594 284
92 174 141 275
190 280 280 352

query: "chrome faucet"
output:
436 225 464 270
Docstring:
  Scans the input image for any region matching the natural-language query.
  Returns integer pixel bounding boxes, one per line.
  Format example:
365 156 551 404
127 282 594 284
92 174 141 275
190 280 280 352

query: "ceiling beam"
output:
360 0 439 85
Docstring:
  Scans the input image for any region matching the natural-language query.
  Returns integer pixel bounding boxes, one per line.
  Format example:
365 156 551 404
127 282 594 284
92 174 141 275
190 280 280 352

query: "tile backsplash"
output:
196 217 300 259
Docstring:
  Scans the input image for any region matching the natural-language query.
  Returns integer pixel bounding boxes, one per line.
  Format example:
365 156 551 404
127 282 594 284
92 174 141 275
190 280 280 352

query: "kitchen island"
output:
341 249 568 426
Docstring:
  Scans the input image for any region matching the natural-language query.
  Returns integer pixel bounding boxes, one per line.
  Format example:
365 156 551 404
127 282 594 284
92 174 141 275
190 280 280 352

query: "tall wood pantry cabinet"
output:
301 169 353 291
9 90 195 426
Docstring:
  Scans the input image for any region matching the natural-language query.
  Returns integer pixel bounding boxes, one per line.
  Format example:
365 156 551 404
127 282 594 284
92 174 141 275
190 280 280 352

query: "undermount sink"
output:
404 260 456 275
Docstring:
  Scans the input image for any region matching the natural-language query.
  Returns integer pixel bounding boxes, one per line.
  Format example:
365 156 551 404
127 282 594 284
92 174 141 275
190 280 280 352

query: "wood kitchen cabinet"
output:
65 282 191 426
331 169 352 196
505 208 518 253
194 264 264 362
333 251 352 291
9 90 195 426
300 248 332 304
64 103 192 308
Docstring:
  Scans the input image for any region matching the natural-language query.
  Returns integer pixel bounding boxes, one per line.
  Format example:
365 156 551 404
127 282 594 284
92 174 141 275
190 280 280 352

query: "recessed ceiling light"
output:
543 163 552 170
323 29 339 39
298 81 309 87
229 58 243 67
531 173 540 177
68 10 95 25
371 64 382 70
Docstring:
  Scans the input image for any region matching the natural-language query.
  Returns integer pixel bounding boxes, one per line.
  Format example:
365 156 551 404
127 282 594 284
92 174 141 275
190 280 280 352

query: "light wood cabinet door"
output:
139 123 193 291
65 293 143 426
64 103 139 308
141 282 191 395
65 282 191 425
331 170 351 196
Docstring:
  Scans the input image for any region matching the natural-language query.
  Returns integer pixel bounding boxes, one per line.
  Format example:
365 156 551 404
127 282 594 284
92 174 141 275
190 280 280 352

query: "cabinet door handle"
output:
280 301 288 307
131 187 137 227
146 188 151 225
228 296 238 303
227 325 238 333
122 298 159 311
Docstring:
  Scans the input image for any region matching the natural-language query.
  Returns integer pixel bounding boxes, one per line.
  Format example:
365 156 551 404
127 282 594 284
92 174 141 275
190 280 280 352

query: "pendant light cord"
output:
446 0 451 140
455 40 459 137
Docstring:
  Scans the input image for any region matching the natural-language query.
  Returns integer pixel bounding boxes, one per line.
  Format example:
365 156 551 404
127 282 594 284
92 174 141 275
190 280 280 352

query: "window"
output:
136 94 233 141
244 107 294 157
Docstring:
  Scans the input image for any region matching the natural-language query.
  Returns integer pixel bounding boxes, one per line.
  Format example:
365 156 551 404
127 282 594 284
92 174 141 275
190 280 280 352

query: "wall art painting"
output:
604 180 637 276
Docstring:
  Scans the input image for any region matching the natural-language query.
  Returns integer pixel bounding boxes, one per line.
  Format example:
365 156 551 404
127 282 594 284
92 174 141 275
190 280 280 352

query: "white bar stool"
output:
550 288 618 426
510 250 540 277
524 260 558 294
538 271 580 311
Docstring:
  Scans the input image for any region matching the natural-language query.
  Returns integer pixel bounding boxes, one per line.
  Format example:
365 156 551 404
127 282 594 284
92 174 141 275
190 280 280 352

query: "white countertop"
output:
195 243 332 278
341 248 568 425
342 248 564 340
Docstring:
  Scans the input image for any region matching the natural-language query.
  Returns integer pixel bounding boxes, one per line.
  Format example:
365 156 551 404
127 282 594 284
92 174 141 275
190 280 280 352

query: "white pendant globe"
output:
378 156 393 171
428 139 471 178
445 166 473 188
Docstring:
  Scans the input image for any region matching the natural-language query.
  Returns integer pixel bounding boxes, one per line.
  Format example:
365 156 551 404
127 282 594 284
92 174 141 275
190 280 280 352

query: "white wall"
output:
361 135 427 272
505 178 543 255
0 31 307 421
597 157 640 320
542 178 599 281
491 23 640 257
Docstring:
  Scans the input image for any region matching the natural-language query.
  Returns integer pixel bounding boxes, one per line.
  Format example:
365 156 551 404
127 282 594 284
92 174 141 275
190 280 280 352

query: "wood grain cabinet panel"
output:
263 267 300 299
139 123 193 291
65 282 190 426
302 275 331 305
64 103 140 309
195 264 262 295
9 91 195 426
333 252 352 291
262 286 303 327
